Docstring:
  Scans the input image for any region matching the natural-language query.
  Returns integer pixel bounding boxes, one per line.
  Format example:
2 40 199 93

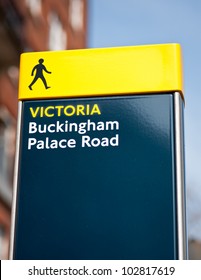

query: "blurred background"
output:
0 0 201 259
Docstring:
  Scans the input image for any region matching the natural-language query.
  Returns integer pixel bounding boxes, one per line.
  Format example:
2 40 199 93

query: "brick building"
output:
0 0 87 259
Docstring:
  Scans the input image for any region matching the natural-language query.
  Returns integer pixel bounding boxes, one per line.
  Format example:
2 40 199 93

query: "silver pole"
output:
174 92 188 259
9 101 22 260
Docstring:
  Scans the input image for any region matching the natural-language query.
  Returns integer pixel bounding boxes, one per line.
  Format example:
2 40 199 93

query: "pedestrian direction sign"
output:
10 44 187 260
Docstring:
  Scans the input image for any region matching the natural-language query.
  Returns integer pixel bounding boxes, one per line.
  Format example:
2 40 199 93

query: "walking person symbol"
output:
29 58 51 90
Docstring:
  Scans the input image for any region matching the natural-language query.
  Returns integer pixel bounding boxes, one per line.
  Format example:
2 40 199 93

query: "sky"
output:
88 0 201 239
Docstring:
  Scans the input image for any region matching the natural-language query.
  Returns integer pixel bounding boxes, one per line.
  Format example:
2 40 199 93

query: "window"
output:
69 0 83 32
25 0 42 17
48 12 67 50
0 108 14 206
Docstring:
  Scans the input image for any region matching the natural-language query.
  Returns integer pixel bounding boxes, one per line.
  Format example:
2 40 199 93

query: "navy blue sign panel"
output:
13 94 178 260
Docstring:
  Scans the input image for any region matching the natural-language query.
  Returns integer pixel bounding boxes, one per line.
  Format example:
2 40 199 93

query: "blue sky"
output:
88 0 201 193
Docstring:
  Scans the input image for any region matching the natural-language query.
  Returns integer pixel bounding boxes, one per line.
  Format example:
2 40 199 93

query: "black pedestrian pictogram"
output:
29 58 52 90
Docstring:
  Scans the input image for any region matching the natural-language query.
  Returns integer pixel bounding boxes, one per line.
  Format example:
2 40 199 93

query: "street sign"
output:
10 44 187 259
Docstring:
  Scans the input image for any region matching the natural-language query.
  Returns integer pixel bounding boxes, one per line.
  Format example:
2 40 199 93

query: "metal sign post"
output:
10 44 187 260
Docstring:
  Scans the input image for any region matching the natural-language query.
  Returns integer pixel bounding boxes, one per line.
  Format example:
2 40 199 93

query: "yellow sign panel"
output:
18 43 183 100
